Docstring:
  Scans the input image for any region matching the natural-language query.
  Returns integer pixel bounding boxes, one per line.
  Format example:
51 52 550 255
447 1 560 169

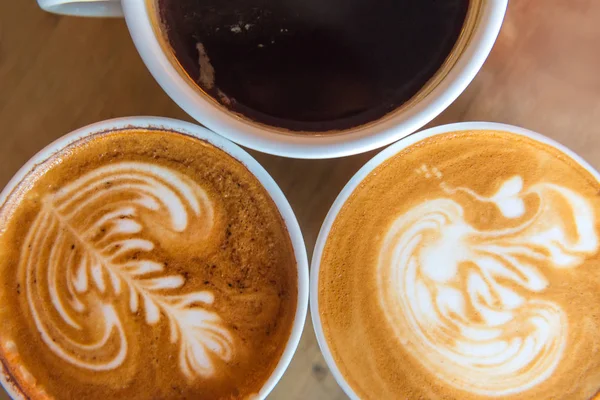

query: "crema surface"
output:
319 130 600 399
0 129 297 399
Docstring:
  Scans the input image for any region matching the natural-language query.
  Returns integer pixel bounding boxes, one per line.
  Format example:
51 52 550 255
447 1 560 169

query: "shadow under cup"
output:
147 0 483 134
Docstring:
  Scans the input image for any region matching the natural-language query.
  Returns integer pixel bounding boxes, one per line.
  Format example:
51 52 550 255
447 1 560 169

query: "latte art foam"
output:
378 170 597 396
0 130 297 399
319 130 600 399
22 162 232 378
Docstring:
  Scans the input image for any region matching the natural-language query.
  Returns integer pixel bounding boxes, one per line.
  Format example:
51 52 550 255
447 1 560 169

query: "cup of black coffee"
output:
36 0 507 157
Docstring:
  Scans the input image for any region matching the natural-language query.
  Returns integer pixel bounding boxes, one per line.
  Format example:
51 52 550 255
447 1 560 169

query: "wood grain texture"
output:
1 1 599 399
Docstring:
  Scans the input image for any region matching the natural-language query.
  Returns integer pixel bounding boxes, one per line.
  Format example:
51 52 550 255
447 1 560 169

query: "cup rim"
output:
122 1 508 159
309 121 600 399
0 116 309 400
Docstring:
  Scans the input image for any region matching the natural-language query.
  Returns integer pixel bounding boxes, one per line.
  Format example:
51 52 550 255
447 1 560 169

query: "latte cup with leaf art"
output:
311 122 600 400
0 117 308 400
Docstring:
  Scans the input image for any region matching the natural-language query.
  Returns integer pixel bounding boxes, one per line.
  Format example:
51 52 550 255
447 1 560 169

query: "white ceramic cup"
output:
0 116 309 400
36 0 508 159
309 121 600 399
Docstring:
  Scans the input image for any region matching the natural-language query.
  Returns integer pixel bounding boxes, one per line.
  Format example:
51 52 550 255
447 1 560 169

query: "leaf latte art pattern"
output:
378 167 599 396
19 162 234 379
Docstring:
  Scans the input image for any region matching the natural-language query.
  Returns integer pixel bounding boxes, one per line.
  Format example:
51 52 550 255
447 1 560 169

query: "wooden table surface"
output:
1 1 600 399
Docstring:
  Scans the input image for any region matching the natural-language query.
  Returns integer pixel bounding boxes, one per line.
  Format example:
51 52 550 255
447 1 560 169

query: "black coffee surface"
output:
159 0 469 131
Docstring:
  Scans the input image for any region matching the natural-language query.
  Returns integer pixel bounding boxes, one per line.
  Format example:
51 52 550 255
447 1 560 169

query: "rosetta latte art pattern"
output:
19 162 234 379
378 165 599 396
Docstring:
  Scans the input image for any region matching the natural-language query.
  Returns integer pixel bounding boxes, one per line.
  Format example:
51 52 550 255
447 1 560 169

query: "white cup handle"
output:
37 0 123 17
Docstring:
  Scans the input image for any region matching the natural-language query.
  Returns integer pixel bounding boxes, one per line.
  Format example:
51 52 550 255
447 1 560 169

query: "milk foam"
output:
20 162 234 379
377 165 598 396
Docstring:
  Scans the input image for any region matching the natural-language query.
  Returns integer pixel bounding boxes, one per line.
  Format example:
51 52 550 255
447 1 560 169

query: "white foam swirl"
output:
378 167 598 396
20 162 234 379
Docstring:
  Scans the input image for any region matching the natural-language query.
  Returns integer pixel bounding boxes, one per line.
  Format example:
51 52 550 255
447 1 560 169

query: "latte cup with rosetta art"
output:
312 122 600 400
0 117 308 400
